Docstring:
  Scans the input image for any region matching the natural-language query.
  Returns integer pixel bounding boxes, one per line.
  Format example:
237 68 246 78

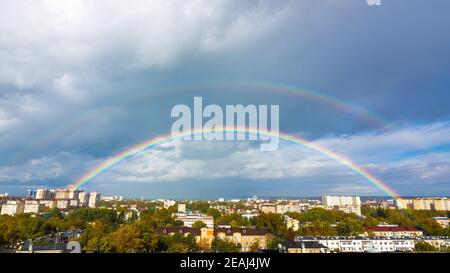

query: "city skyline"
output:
0 0 449 198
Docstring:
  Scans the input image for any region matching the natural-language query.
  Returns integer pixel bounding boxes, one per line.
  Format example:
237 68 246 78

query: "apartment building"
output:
295 236 450 252
295 236 416 252
24 200 44 214
35 188 53 200
432 217 450 228
173 212 214 228
281 241 330 253
88 192 101 208
155 226 268 252
78 192 90 207
284 215 300 231
364 226 423 238
0 200 25 216
214 227 268 252
322 195 361 216
260 204 276 213
396 197 450 211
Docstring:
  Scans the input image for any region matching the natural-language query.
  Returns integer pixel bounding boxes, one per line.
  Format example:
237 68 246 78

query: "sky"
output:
0 0 449 198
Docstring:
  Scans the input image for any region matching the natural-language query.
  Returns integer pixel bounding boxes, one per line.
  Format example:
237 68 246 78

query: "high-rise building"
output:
178 203 186 213
322 196 361 216
396 197 449 211
24 200 43 214
88 192 101 208
35 188 51 200
55 189 71 199
0 200 25 216
78 192 90 207
163 199 176 209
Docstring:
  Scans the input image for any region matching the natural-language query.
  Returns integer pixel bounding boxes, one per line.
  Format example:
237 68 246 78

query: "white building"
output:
296 236 416 253
432 217 450 228
35 188 52 200
173 213 214 228
1 200 25 216
78 192 90 207
56 199 70 210
163 199 176 209
322 195 361 216
178 203 186 213
88 192 101 208
24 200 43 214
285 215 300 231
40 200 56 208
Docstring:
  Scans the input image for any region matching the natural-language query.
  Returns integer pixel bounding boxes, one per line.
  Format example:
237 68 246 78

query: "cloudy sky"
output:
0 0 449 198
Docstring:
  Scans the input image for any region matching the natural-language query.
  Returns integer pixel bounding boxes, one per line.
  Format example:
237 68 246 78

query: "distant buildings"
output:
88 192 101 208
178 203 186 213
363 225 423 238
163 199 176 209
1 200 25 216
322 195 361 216
35 189 53 200
173 212 214 228
432 217 450 228
0 188 101 216
100 195 123 202
396 197 450 211
260 204 276 213
24 200 43 214
284 215 300 231
281 241 330 253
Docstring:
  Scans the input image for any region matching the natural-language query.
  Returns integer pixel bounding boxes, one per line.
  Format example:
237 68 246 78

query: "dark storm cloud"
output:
0 0 449 196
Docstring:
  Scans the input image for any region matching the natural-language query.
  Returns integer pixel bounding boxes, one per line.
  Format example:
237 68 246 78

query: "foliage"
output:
211 238 241 253
414 241 437 252
192 221 207 228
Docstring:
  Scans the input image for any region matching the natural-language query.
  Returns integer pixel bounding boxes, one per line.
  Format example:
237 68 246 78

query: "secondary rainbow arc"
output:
68 127 400 199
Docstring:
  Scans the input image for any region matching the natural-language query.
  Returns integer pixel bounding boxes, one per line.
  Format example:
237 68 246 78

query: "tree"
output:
266 235 283 251
337 217 363 236
167 243 189 253
66 208 120 226
109 225 146 253
211 238 241 253
414 241 437 252
206 208 221 220
192 221 207 228
254 212 286 236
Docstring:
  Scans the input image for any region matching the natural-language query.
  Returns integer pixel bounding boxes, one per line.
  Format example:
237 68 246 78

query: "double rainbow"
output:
68 127 400 199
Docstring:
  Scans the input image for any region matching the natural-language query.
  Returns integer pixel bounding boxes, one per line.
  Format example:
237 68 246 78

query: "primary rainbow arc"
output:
68 127 400 199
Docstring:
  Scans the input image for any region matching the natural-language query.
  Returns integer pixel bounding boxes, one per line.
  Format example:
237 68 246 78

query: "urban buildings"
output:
432 217 450 228
88 192 101 208
24 200 44 214
163 199 176 209
0 188 101 216
322 195 362 216
284 215 300 231
178 203 186 213
0 200 25 216
396 197 450 211
281 241 330 253
173 212 214 228
363 225 423 238
214 227 268 252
